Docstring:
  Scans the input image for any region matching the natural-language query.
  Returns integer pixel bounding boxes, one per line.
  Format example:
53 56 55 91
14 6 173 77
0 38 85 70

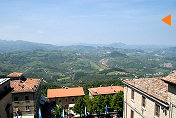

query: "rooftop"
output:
10 78 40 93
47 87 85 98
162 71 176 85
0 78 10 85
8 72 23 77
88 86 124 95
123 78 168 103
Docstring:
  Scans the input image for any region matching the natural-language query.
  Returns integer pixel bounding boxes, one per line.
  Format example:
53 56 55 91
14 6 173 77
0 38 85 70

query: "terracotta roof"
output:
162 72 176 85
88 86 124 95
10 78 40 93
8 72 23 77
123 78 168 103
47 87 85 98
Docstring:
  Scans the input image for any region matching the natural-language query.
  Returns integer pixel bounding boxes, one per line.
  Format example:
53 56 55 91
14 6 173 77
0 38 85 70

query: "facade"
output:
10 78 41 118
0 78 13 118
88 85 124 97
123 72 176 118
47 87 85 108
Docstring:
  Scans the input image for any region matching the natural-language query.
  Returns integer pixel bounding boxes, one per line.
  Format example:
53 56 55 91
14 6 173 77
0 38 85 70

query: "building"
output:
8 72 24 81
162 72 176 118
0 78 13 118
10 78 41 118
47 87 85 108
88 85 124 97
123 72 176 118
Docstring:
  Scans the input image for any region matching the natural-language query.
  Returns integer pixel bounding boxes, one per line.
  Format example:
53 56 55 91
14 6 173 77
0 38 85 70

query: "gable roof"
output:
162 72 176 85
123 78 168 103
10 78 40 93
8 72 23 77
47 87 85 98
88 86 124 95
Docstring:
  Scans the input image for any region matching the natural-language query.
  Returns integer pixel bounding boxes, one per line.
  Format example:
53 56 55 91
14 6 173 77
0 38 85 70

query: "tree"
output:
84 95 93 114
104 95 112 108
53 104 63 118
111 91 124 112
92 95 106 114
72 97 85 117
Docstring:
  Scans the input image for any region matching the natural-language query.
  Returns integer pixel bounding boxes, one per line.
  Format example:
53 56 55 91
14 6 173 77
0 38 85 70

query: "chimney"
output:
111 84 113 89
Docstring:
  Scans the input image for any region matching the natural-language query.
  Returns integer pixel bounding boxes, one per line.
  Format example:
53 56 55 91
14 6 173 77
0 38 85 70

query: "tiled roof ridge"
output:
161 71 176 84
123 78 168 103
8 72 23 77
88 86 124 95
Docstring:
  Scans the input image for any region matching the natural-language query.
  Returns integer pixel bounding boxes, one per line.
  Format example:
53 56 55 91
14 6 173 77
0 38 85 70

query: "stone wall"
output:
0 92 12 118
0 80 13 118
168 84 176 118
124 85 169 118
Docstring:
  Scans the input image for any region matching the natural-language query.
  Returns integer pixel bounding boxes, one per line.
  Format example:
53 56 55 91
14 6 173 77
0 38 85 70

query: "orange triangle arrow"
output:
162 14 171 26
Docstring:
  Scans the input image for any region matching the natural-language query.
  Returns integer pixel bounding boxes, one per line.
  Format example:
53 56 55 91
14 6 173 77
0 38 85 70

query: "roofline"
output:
47 94 85 98
123 80 169 108
12 91 36 93
161 79 176 85
88 86 123 89
90 90 124 96
47 87 84 90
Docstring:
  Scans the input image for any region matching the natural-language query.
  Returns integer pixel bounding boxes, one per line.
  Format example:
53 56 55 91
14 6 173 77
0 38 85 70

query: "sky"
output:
0 0 176 46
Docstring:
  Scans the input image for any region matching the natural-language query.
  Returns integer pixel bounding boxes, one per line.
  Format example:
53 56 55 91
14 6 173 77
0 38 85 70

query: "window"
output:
131 110 134 118
14 97 18 101
72 99 74 101
59 100 61 102
131 89 134 100
26 106 30 111
142 96 146 108
155 104 160 117
65 99 67 102
25 96 29 100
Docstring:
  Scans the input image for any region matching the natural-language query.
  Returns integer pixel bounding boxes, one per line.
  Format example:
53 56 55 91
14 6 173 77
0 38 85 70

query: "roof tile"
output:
47 87 85 98
88 86 124 95
123 78 168 103
10 78 40 93
8 72 23 77
162 72 176 85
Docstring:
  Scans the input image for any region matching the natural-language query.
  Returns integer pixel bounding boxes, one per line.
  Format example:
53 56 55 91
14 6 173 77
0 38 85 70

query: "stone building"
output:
0 78 13 118
47 87 85 108
123 72 176 118
88 85 124 98
10 78 41 118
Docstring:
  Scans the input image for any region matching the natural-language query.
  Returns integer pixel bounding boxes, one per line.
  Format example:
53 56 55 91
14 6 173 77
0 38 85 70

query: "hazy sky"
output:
0 0 176 45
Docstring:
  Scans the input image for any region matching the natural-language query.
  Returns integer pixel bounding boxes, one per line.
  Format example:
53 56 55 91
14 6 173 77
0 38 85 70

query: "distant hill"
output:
0 40 58 52
154 47 176 57
105 42 126 48
0 40 125 54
